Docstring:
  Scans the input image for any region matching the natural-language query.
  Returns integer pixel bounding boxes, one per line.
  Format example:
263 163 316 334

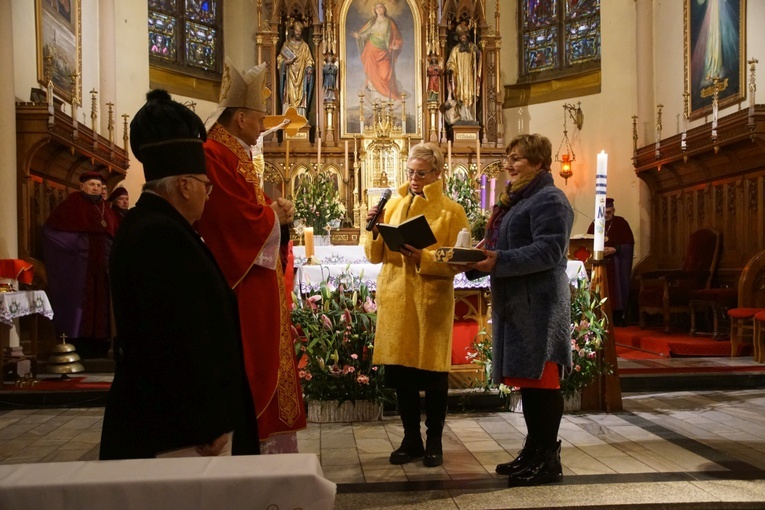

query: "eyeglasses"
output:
503 155 528 167
186 175 213 196
407 168 437 179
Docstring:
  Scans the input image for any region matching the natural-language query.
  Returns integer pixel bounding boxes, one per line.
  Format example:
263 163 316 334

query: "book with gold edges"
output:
434 247 487 264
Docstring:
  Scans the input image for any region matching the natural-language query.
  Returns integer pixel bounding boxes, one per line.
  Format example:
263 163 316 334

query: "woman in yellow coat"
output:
365 142 469 467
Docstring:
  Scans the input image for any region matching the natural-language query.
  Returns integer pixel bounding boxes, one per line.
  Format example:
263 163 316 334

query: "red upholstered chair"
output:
638 228 721 333
727 249 765 358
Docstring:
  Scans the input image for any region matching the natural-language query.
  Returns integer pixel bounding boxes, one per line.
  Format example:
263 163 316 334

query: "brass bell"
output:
47 334 85 376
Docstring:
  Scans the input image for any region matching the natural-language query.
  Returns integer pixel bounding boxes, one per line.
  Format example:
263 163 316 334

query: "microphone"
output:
366 189 392 231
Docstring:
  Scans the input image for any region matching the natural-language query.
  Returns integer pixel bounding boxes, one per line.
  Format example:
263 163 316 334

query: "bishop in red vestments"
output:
196 59 305 452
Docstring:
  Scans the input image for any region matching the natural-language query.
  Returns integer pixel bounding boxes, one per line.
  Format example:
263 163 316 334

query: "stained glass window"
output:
148 0 222 78
520 0 600 79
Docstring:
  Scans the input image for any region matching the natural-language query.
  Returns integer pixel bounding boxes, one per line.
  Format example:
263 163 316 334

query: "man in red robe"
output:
42 171 118 358
587 198 635 326
196 58 306 453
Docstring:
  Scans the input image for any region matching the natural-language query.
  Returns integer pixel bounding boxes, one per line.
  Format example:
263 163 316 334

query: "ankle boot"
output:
507 441 562 487
423 435 443 467
495 438 538 476
389 434 425 464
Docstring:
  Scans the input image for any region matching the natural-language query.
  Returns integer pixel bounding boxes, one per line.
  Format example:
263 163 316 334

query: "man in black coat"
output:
99 90 259 459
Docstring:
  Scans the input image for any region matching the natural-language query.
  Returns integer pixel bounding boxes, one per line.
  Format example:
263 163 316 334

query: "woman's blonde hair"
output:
408 142 444 174
507 134 552 172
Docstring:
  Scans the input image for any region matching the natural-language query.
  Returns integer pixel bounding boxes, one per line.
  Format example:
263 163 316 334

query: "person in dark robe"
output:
42 171 118 358
99 89 259 460
107 186 129 225
587 197 635 326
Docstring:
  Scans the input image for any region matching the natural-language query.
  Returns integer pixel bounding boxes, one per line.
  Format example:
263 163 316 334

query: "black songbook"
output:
376 214 437 252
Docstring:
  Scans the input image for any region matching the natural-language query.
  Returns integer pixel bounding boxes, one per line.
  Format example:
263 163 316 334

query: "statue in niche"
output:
446 22 481 122
426 55 441 102
277 20 315 117
322 55 338 102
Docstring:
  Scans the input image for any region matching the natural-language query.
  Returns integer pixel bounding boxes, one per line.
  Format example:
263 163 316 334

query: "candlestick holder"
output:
655 104 663 159
748 58 758 130
107 102 115 144
122 114 130 153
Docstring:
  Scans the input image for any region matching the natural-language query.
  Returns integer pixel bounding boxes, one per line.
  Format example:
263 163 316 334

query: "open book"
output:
376 214 437 252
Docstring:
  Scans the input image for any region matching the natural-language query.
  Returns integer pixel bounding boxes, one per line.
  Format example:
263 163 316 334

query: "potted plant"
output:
291 271 393 422
293 172 345 242
562 278 613 407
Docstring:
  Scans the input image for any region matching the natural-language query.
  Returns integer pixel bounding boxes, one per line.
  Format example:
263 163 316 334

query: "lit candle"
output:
480 174 487 209
593 151 608 257
489 178 496 207
447 140 452 170
304 227 315 259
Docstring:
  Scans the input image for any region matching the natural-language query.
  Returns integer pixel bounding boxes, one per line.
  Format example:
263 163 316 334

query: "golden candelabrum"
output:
107 102 115 144
122 114 130 153
90 89 99 151
631 115 638 155
358 91 365 133
711 76 721 142
681 92 689 155
748 58 758 129
655 103 663 159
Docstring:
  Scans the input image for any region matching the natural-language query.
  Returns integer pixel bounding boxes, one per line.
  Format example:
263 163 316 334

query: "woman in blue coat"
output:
468 134 573 486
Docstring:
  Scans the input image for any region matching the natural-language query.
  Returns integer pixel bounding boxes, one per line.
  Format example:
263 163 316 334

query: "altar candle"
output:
593 151 608 255
480 174 487 209
476 138 481 173
489 178 496 208
317 134 322 168
344 140 349 180
712 99 718 139
304 227 315 259
447 140 452 170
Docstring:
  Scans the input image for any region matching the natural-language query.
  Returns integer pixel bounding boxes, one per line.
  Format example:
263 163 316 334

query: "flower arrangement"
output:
464 278 611 401
291 271 393 405
563 278 612 397
445 174 488 241
293 172 345 233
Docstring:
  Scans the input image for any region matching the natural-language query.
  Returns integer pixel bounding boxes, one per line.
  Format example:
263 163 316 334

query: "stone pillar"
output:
99 0 117 135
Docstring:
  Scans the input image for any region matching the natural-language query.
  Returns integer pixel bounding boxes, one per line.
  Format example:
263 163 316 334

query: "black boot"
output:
389 389 424 465
507 441 563 487
495 438 538 476
423 389 447 467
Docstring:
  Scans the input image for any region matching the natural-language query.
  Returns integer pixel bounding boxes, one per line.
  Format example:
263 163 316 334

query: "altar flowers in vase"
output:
291 271 393 414
293 172 345 234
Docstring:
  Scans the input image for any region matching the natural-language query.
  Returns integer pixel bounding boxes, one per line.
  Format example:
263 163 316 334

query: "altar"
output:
292 245 587 388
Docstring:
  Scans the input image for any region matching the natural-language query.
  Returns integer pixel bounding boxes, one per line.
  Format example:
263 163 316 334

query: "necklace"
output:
95 201 107 228
604 218 613 242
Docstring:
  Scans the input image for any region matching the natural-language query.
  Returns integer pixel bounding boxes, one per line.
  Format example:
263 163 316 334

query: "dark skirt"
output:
384 364 449 391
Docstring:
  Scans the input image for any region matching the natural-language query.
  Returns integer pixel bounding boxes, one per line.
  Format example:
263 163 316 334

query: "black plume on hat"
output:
130 90 208 181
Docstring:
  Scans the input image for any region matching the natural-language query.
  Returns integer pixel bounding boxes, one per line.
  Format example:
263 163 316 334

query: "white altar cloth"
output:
0 454 336 510
292 245 587 293
0 290 53 326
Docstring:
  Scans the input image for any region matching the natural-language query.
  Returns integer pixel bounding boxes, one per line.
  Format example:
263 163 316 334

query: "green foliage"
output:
291 271 393 405
293 172 345 232
562 278 613 398
445 174 488 242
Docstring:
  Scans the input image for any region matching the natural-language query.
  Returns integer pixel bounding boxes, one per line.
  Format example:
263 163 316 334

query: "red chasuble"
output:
197 124 306 440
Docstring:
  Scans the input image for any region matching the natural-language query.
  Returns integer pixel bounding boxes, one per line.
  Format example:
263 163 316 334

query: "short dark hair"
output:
507 134 552 172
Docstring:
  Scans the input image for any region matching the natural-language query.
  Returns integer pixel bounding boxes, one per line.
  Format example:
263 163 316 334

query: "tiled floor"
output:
1 358 765 508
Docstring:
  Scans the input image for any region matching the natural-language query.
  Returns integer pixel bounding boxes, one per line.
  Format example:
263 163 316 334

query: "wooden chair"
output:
727 249 765 359
638 228 721 332
753 310 765 363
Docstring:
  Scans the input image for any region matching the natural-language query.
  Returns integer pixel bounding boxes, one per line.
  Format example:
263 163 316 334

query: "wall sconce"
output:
554 102 584 184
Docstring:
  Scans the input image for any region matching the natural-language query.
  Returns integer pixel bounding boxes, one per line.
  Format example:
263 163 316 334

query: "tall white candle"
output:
317 134 322 168
344 140 349 180
593 151 608 256
489 178 496 207
447 140 452 170
476 138 481 173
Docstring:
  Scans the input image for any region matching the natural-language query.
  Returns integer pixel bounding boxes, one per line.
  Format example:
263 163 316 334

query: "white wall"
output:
499 1 641 259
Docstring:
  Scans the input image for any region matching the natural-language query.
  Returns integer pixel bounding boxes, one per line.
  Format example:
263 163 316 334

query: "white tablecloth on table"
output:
292 245 587 293
0 454 336 510
0 290 53 326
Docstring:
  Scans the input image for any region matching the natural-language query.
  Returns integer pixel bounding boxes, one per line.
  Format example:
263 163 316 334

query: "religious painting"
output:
36 0 81 104
339 0 422 137
685 0 746 120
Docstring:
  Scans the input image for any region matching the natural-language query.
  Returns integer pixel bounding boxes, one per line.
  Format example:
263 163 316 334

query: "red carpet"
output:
1 377 111 392
613 326 752 359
